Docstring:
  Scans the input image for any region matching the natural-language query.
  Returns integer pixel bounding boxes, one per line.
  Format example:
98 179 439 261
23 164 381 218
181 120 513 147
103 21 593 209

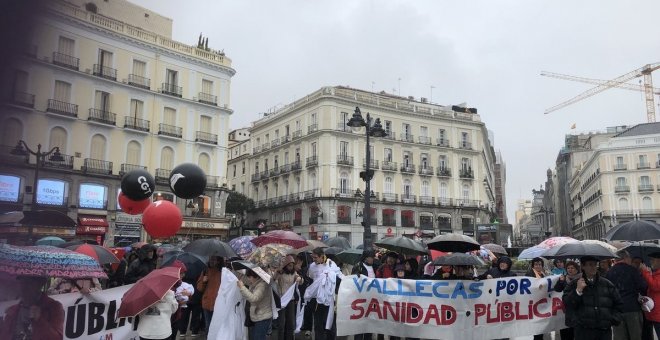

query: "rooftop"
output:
614 122 660 138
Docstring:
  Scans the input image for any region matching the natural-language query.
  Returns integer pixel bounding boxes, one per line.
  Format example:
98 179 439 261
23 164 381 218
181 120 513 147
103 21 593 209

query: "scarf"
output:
566 271 582 283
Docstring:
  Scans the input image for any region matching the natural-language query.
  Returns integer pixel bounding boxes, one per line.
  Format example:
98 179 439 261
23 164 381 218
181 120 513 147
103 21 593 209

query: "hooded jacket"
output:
489 256 517 278
124 245 157 284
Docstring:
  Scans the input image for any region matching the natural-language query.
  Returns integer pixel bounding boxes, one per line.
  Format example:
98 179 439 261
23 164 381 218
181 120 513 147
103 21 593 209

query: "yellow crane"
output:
542 63 660 123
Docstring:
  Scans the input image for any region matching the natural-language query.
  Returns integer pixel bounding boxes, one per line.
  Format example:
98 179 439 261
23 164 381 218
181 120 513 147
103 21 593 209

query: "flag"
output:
570 123 576 129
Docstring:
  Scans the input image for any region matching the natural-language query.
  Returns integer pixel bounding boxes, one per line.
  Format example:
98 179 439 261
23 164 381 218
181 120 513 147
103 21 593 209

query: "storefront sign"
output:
115 213 142 224
36 179 66 206
76 225 107 235
0 175 20 202
79 184 107 209
181 221 227 229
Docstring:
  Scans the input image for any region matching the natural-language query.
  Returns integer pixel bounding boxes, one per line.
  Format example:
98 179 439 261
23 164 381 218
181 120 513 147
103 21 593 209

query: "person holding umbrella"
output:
137 284 179 340
125 244 157 284
197 256 224 332
237 268 274 340
274 255 301 340
553 261 581 340
352 250 377 278
525 257 546 340
639 252 660 337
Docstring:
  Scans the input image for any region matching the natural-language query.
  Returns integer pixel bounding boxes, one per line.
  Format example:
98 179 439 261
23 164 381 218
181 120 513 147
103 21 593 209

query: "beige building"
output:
227 86 499 246
0 0 235 245
569 123 660 240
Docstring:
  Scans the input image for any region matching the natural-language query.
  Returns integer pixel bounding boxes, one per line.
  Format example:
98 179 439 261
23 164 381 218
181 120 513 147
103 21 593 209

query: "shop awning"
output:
76 215 108 235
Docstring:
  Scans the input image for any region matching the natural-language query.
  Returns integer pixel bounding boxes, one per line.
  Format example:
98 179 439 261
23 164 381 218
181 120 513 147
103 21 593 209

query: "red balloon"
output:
142 200 182 238
118 191 151 215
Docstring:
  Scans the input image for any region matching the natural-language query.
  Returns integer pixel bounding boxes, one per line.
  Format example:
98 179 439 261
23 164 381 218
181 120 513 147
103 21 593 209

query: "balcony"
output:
332 188 357 198
158 123 183 138
337 154 354 166
292 130 302 140
251 173 260 182
155 168 171 183
195 131 218 145
437 197 452 206
614 185 630 193
124 117 150 132
128 74 150 90
363 159 379 169
82 158 113 175
418 136 432 145
271 139 280 148
291 161 302 172
638 162 651 169
303 189 320 200
381 161 398 172
93 64 117 81
198 92 217 106
639 184 654 192
400 164 416 173
279 164 291 175
383 130 395 141
269 168 278 177
307 156 318 167
161 83 183 97
308 124 318 134
437 167 452 177
277 195 289 205
262 143 270 151
88 109 116 125
456 199 479 207
399 133 414 143
419 165 434 176
42 153 74 170
401 194 416 204
253 146 261 154
614 164 627 171
382 193 398 202
419 196 434 205
436 138 450 147
52 52 79 70
459 168 474 179
657 161 660 168
47 99 78 118
260 170 269 180
288 193 301 203
120 164 147 176
11 92 35 108
336 122 350 132
206 175 219 188
280 135 291 145
459 141 473 150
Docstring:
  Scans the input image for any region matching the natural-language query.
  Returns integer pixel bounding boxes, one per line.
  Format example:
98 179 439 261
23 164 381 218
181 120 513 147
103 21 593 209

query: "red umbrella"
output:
66 244 119 264
117 267 181 317
251 230 308 249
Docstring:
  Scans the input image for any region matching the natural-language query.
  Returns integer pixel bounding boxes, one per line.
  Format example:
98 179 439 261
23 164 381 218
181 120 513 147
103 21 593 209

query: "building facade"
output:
227 86 499 246
494 150 507 224
0 0 235 245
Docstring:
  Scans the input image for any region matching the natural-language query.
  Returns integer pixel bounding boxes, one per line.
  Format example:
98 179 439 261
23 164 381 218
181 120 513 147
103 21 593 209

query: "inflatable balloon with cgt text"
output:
120 169 155 201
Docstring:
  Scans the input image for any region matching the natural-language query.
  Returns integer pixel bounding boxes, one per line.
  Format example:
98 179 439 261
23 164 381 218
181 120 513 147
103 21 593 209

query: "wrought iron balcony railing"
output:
120 164 147 176
638 184 654 192
437 167 451 177
418 136 432 145
82 158 113 175
161 83 183 97
292 130 302 140
47 99 78 117
158 123 182 138
401 194 416 204
436 138 450 147
382 193 398 202
437 197 452 206
459 168 474 179
419 165 434 176
400 164 416 173
308 124 318 134
459 141 473 150
88 109 117 125
638 162 651 169
155 168 171 183
279 164 291 174
307 156 318 167
337 154 354 166
93 64 118 81
52 52 79 70
614 164 627 171
419 196 435 205
363 159 379 169
42 153 74 170
399 133 414 143
251 173 260 182
381 161 398 171
124 117 150 132
11 92 35 108
128 74 150 89
195 131 218 145
291 161 302 171
198 92 217 105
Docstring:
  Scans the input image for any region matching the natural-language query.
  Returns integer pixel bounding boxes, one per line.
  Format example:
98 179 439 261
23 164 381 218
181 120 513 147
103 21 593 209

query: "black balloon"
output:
169 163 207 199
120 169 155 201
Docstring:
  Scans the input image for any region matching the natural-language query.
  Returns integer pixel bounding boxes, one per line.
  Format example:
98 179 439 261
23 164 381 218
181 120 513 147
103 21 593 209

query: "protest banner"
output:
337 275 566 339
0 285 139 340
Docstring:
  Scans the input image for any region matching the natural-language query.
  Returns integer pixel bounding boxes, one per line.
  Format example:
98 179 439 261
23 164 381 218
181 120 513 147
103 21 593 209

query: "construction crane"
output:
541 71 660 95
543 63 660 123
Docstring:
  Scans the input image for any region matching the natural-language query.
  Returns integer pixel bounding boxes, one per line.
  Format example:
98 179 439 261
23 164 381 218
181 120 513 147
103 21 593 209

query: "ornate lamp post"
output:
346 106 386 251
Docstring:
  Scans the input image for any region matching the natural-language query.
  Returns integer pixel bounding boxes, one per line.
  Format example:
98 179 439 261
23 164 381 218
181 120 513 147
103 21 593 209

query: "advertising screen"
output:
79 183 107 209
0 175 20 202
36 179 66 206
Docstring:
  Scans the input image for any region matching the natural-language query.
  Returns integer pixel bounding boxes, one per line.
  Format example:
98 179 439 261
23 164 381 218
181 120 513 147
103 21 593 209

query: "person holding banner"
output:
237 268 274 340
553 260 581 340
306 247 343 340
486 256 516 279
137 288 179 340
274 255 301 340
197 256 224 331
525 257 546 340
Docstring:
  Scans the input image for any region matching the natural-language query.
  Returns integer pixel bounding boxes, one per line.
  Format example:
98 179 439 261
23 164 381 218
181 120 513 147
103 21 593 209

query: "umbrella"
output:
248 244 293 268
429 249 448 260
323 247 344 256
0 244 107 279
58 240 87 248
35 236 66 246
324 236 351 250
183 239 238 259
336 248 363 265
229 236 257 259
481 243 507 256
161 250 207 280
0 210 76 228
131 242 148 249
230 260 272 283
432 253 485 266
581 239 618 253
356 244 364 250
117 266 181 317
622 242 660 263
66 244 119 264
298 239 329 252
541 241 618 260
251 230 308 249
156 244 181 257
603 220 660 242
375 236 427 255
536 237 579 249
426 233 480 252
518 246 548 260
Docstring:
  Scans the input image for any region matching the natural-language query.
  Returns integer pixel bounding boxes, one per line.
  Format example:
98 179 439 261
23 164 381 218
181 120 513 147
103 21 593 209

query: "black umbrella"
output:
324 247 344 256
161 250 207 281
336 248 363 265
603 220 660 242
426 233 480 252
375 236 427 255
0 210 76 228
481 243 508 256
541 241 618 260
324 236 351 250
432 253 485 266
183 239 237 259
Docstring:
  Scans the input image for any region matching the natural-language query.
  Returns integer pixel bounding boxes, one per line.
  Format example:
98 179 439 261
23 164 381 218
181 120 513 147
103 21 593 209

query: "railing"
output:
400 164 416 173
383 130 395 140
88 109 116 125
638 162 651 169
419 196 434 205
253 146 261 154
308 124 318 134
419 165 434 176
418 136 432 145
260 170 269 180
401 195 416 204
436 138 450 147
363 159 379 169
303 189 320 199
292 130 302 140
120 163 147 175
128 74 150 89
155 168 171 183
269 168 278 177
251 173 260 182
459 141 473 150
614 164 627 171
459 168 474 179
306 156 318 167
82 158 113 175
332 188 357 198
206 175 219 187
12 92 35 108
437 167 451 177
437 197 452 206
456 199 479 207
262 142 270 151
42 153 74 170
289 193 301 203
337 154 354 165
52 52 79 70
382 193 398 202
158 123 182 138
195 131 218 145
399 133 414 143
614 185 630 193
279 164 291 174
124 117 150 132
271 139 280 148
93 64 117 81
198 92 217 105
656 161 660 168
162 83 182 97
381 161 398 171
277 195 289 205
291 161 302 171
280 135 290 144
47 99 78 117
638 184 654 192
336 122 350 132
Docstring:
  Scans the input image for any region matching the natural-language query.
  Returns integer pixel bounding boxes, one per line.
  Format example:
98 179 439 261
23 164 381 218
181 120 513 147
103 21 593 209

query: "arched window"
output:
642 196 653 210
126 141 141 165
90 134 106 159
49 126 67 153
2 118 23 146
198 153 210 173
161 147 174 170
618 197 629 210
384 177 393 194
403 179 412 198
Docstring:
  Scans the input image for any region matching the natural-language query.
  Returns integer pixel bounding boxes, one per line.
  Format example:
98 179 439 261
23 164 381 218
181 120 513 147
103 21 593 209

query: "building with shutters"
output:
0 0 235 245
227 86 500 246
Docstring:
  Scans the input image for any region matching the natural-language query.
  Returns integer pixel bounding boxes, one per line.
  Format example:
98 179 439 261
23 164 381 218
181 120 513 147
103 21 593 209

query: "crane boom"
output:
540 71 660 95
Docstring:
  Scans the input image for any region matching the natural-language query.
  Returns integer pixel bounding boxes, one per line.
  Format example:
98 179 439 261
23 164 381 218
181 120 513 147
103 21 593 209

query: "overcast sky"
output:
131 0 660 225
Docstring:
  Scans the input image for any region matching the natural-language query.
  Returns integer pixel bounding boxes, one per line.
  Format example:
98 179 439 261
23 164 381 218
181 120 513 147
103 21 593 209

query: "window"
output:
339 141 349 156
163 107 176 125
341 112 349 125
126 141 141 165
439 182 448 198
337 205 351 224
462 185 471 200
294 208 302 226
130 99 143 119
275 130 280 140
295 120 300 131
420 126 428 137
161 147 174 170
54 81 71 102
403 123 411 136
421 154 429 168
285 125 290 136
90 134 106 159
242 161 246 174
384 177 393 194
641 176 651 186
153 192 176 203
274 155 279 169
420 215 433 230
309 173 317 190
200 116 212 133
339 172 349 194
309 206 319 224
58 36 75 55
311 112 317 124
132 60 146 77
233 165 237 177
639 154 649 167
616 177 627 186
198 153 210 173
49 127 67 153
384 120 392 134
284 152 289 165
202 79 213 95
98 49 113 68
36 179 68 206
383 209 396 226
642 197 653 210
618 197 629 210
403 179 412 198
461 158 471 171
401 210 415 228
264 159 269 171
254 162 259 174
461 132 469 147
311 142 317 156
438 129 446 143
438 215 452 231
166 69 178 86
616 156 624 165
421 180 430 197
95 91 111 112
295 148 300 164
13 70 28 95
384 148 392 162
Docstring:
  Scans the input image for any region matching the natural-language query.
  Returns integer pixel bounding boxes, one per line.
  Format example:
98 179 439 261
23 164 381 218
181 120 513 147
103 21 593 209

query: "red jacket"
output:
642 269 660 322
376 264 395 278
0 293 64 339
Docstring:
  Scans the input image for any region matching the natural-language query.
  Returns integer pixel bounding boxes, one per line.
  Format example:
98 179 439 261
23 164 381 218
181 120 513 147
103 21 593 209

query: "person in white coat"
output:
137 290 179 340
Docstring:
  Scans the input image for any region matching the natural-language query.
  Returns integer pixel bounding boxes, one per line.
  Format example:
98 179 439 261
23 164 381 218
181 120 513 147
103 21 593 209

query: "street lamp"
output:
11 140 64 244
347 106 386 251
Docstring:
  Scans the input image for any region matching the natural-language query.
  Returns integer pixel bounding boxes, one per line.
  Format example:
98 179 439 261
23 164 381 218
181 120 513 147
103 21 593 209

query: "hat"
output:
282 255 295 267
648 252 660 259
168 260 187 272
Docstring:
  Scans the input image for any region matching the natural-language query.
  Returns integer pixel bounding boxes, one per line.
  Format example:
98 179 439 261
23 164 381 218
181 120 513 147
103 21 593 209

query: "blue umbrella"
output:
229 236 257 259
518 246 547 260
35 236 66 246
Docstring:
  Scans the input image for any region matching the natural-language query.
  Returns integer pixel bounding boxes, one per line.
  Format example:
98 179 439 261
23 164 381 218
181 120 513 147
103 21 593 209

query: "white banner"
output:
0 285 139 340
337 275 566 339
